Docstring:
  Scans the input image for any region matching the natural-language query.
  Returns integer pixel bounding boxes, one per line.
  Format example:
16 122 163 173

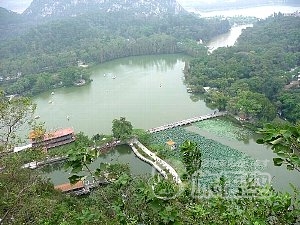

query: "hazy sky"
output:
0 0 31 13
0 0 235 13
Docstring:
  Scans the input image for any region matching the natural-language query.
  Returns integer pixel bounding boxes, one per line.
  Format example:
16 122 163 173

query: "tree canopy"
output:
185 15 300 123
0 91 35 152
112 117 133 141
0 11 230 96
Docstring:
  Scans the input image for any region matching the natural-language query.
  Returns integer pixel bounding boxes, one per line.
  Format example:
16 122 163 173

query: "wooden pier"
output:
54 179 109 196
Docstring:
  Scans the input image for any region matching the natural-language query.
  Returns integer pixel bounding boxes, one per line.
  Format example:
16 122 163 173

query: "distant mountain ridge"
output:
23 0 186 19
0 7 22 24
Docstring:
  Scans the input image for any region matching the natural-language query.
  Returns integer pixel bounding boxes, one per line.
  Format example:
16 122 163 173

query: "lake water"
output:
34 54 212 136
37 53 300 192
34 10 300 191
42 145 153 185
35 54 213 185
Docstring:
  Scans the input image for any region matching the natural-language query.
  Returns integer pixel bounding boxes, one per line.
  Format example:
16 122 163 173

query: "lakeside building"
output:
166 140 176 150
29 128 75 150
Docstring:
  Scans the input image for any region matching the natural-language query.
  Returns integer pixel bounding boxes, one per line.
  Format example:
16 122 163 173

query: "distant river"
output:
205 4 300 51
194 5 300 19
207 24 253 52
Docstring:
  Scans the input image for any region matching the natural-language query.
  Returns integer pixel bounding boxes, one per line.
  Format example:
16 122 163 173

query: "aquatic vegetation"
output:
150 126 264 196
194 118 254 141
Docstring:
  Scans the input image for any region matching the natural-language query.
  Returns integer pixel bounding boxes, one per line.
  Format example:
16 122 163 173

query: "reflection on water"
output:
45 145 153 185
33 54 212 136
94 54 189 74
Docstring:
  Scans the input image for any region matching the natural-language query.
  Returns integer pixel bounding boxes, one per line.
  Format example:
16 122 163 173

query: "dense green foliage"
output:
180 140 202 177
112 117 133 141
0 92 35 151
4 67 91 96
0 12 229 96
185 15 300 123
257 123 300 172
0 96 299 224
1 153 299 224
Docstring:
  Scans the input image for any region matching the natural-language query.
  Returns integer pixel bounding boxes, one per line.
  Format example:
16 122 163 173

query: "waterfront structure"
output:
54 181 84 193
29 128 75 150
166 140 176 150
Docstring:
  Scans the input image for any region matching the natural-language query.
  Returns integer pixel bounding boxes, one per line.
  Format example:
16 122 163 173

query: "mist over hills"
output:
0 0 187 40
182 0 300 11
23 0 186 20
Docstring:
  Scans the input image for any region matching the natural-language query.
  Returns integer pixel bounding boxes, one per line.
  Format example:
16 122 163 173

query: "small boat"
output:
103 73 106 77
34 115 40 119
112 75 116 79
48 100 53 104
51 92 55 95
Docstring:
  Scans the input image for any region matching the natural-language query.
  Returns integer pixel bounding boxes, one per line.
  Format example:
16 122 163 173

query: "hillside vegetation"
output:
185 14 300 123
0 0 230 96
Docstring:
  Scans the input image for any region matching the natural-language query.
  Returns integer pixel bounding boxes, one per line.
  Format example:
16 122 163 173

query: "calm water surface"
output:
43 145 153 185
36 54 213 184
34 54 212 136
35 21 300 191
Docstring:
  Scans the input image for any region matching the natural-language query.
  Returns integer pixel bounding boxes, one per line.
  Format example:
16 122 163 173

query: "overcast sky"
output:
0 0 31 13
0 0 232 13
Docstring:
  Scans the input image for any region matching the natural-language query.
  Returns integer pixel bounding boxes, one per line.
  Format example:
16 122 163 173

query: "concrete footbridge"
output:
129 139 182 184
147 112 227 134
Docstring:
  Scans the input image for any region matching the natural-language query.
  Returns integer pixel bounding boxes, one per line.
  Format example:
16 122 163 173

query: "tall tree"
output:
180 140 202 178
112 117 133 141
0 91 36 152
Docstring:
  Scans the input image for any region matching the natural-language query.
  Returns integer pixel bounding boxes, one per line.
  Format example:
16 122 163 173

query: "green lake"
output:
34 54 211 135
33 54 300 192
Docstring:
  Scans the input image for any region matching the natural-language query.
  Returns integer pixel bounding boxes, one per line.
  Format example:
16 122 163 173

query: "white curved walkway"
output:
129 139 182 184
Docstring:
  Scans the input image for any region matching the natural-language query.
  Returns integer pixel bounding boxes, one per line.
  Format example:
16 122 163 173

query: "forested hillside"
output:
185 14 300 123
0 0 230 96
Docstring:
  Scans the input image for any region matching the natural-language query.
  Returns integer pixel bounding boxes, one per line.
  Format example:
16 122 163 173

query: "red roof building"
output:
29 128 75 150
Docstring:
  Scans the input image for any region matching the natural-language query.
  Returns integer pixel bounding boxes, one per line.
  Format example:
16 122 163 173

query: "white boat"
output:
49 100 53 104
34 115 40 119
112 75 116 79
51 92 55 95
